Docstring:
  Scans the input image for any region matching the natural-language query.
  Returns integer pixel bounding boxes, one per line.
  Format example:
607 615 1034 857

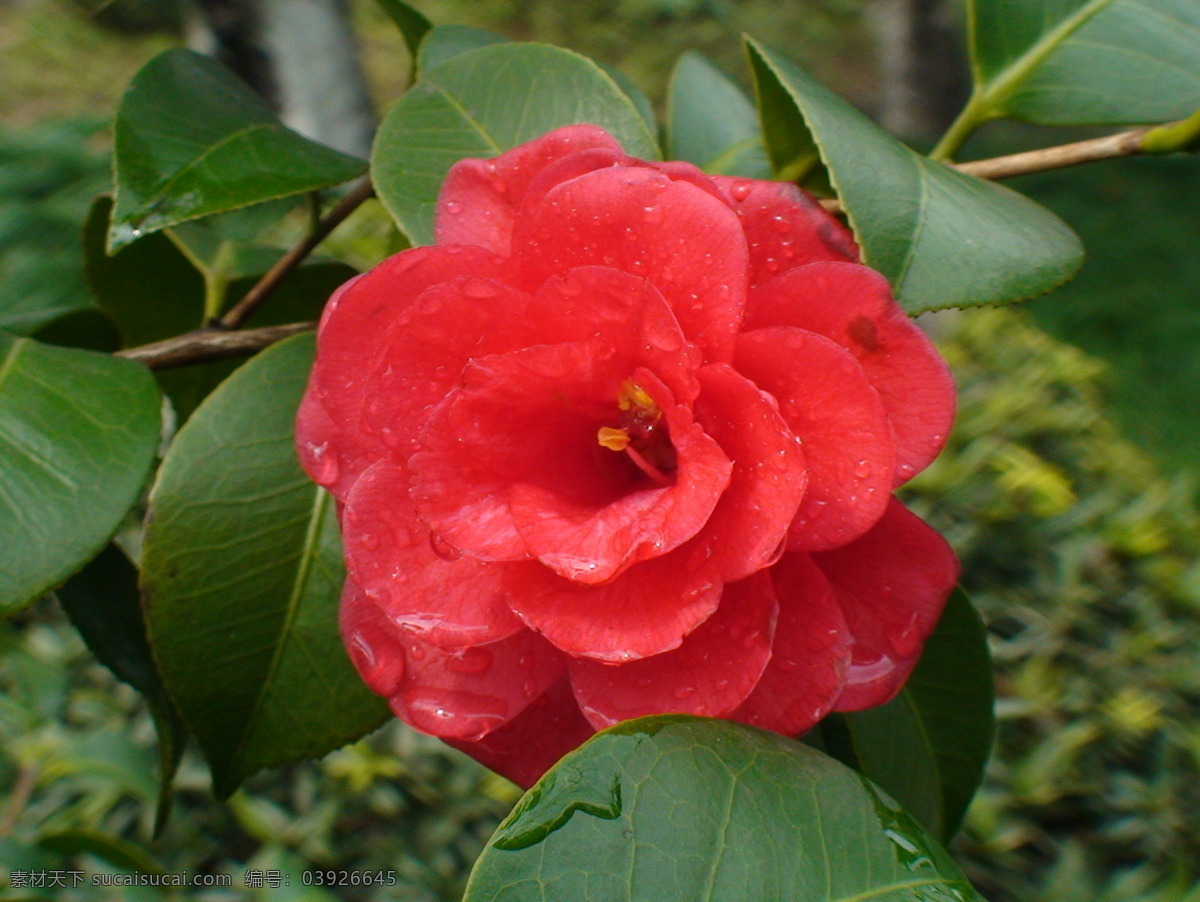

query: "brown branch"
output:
116 322 315 370
819 124 1160 213
954 127 1151 180
216 175 375 330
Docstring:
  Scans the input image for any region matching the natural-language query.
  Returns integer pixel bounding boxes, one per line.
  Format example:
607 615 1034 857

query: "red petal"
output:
394 627 566 742
731 553 850 734
436 125 626 255
342 561 565 742
690 363 808 581
362 274 533 464
411 334 729 582
503 552 724 662
569 571 777 728
812 499 959 711
303 246 515 497
745 262 955 484
736 327 896 550
512 166 748 361
340 576 406 698
342 461 523 649
711 176 857 287
524 266 702 405
445 676 596 789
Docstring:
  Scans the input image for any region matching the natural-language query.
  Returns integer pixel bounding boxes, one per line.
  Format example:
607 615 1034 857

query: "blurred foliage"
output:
0 119 109 338
0 601 517 901
1020 155 1200 488
909 308 1200 902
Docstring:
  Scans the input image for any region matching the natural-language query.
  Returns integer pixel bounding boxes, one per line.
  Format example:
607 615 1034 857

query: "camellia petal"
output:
340 577 406 698
445 677 596 790
504 551 724 663
303 246 516 497
435 124 625 255
512 165 749 361
735 327 896 550
569 571 777 728
745 262 955 484
711 175 857 287
394 624 566 742
813 499 959 711
689 363 807 581
731 553 850 735
342 461 523 649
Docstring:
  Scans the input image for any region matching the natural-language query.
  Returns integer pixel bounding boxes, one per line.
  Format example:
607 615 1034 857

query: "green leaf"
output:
417 24 509 73
375 0 432 59
84 195 354 420
110 49 366 251
813 589 994 841
747 40 1084 313
465 716 984 902
666 51 771 178
141 334 388 797
968 0 1200 126
56 544 187 835
374 42 661 245
0 333 160 615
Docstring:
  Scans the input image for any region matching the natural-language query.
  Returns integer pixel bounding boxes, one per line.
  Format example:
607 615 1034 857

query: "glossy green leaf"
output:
748 40 1084 313
0 333 160 615
56 544 187 834
110 49 366 251
466 716 984 902
84 196 354 420
417 24 509 73
141 334 388 797
375 0 432 59
814 589 994 841
968 0 1200 126
666 51 771 178
374 42 660 245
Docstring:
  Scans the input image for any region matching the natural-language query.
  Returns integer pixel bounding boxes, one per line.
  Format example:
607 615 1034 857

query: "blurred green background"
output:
1 1 1198 900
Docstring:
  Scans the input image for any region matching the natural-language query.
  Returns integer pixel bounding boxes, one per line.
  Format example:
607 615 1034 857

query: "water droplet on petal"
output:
444 201 464 215
430 533 464 561
854 459 873 478
730 181 752 202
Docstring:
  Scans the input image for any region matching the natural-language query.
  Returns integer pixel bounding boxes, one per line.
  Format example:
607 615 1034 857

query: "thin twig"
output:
954 127 1151 180
216 176 375 330
819 124 1159 213
116 322 315 370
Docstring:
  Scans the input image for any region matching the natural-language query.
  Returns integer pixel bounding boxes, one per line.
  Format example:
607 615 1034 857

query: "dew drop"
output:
770 215 791 234
730 181 752 202
430 533 464 561
641 205 662 224
853 459 872 478
444 201 464 215
673 685 696 700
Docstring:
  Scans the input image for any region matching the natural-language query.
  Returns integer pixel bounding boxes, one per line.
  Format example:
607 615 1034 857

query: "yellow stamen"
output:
597 426 631 451
617 380 658 414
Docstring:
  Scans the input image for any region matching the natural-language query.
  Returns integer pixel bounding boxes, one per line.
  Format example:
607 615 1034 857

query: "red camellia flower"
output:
297 125 959 788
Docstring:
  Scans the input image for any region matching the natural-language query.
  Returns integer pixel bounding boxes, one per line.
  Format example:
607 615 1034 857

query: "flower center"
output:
596 380 677 486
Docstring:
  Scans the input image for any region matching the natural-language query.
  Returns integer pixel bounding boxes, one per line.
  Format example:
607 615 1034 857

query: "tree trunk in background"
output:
868 0 969 142
185 0 375 158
